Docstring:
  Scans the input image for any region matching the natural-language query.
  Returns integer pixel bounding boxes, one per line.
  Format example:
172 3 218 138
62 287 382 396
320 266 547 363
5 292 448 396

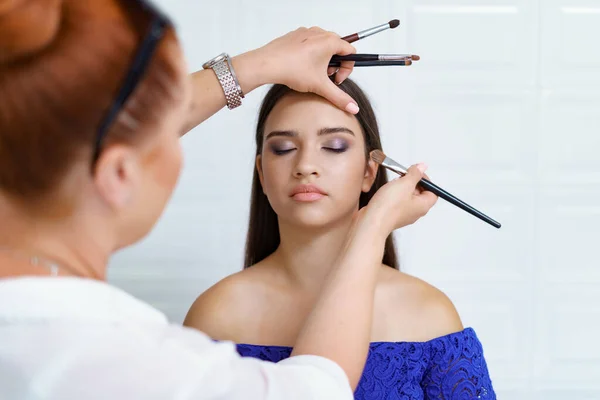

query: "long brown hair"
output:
0 0 184 211
244 79 399 270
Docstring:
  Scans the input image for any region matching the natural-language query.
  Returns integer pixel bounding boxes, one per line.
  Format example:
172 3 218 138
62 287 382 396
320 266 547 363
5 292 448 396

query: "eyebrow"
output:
265 127 355 140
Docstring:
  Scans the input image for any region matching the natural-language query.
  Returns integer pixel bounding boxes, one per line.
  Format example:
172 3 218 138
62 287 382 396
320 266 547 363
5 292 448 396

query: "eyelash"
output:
273 147 347 156
325 147 347 154
274 149 294 155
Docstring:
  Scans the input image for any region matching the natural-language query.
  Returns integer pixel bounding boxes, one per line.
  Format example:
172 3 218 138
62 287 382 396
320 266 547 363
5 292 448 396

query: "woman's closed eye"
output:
269 143 296 155
271 146 347 155
323 146 347 153
268 139 349 156
323 139 349 153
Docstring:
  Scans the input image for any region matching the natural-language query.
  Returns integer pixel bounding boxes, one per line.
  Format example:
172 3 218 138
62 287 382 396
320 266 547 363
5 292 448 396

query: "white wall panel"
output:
109 1 600 397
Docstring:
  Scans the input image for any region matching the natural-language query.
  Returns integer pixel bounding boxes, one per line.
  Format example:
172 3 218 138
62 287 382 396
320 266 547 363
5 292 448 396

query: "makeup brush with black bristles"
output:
370 150 501 229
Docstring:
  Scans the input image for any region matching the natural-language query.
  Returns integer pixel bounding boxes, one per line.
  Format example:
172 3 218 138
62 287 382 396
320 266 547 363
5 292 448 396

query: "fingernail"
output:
345 102 359 114
417 163 428 174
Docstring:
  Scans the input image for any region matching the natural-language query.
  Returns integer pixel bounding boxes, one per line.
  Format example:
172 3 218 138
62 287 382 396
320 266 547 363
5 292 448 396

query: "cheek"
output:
260 157 287 196
149 137 183 191
163 142 183 189
326 153 368 196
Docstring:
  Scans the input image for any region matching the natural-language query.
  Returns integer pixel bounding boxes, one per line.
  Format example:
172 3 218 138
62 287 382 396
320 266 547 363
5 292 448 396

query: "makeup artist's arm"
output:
181 27 357 134
291 164 437 389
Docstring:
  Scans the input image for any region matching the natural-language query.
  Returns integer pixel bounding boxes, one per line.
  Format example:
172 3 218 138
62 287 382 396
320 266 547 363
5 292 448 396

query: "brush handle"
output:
379 157 500 228
329 60 411 67
332 54 381 62
418 178 501 229
341 33 359 43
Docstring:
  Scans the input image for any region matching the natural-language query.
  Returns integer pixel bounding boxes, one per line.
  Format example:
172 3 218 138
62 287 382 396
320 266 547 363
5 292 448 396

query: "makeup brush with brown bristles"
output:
331 54 420 63
342 19 401 43
370 150 501 228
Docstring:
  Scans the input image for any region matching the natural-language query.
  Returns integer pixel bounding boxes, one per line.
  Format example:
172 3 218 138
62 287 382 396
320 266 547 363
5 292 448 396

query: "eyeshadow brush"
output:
331 54 420 62
329 60 412 67
342 19 400 43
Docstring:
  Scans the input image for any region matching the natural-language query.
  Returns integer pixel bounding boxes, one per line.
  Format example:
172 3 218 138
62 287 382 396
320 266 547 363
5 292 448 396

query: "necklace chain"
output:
0 247 83 278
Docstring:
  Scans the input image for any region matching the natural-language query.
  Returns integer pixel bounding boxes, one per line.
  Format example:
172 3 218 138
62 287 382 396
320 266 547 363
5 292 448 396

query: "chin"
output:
115 229 151 250
281 208 350 230
115 214 161 250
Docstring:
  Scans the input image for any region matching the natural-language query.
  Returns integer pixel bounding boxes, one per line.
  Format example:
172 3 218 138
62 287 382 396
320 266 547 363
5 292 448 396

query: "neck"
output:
0 197 111 280
273 216 357 293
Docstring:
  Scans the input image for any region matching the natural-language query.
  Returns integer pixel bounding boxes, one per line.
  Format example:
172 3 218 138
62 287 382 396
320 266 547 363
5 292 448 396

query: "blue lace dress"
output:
237 327 495 399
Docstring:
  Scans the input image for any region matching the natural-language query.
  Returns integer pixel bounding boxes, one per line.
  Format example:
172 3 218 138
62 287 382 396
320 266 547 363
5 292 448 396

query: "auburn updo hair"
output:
0 0 185 208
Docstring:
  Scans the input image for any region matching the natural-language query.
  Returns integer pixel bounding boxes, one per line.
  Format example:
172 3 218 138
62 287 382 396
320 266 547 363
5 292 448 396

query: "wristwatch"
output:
202 53 244 110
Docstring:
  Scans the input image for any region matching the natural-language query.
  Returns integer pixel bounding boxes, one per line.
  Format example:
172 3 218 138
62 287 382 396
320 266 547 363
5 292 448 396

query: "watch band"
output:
205 54 244 110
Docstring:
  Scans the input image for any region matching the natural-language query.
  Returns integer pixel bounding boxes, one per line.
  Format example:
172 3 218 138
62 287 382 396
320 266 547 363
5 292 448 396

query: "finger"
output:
326 30 341 39
334 60 355 84
315 77 359 114
330 35 356 56
413 189 439 214
327 66 339 76
402 163 427 187
415 172 433 194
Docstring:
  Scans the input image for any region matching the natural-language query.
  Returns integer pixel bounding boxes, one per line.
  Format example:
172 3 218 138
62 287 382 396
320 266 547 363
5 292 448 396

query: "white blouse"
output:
0 277 353 400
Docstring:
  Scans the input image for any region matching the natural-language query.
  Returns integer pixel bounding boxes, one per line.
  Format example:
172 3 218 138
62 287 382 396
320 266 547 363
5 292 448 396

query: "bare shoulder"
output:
183 263 277 342
373 266 464 342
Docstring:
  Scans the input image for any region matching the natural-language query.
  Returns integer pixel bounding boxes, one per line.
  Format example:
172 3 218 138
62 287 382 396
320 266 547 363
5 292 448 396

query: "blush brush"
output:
370 150 501 229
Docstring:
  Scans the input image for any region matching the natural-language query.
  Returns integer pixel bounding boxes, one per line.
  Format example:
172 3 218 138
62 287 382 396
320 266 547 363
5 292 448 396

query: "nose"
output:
293 148 320 179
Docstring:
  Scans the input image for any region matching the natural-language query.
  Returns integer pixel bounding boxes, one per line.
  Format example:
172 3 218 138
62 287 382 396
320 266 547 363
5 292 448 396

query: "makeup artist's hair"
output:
244 78 399 270
0 0 184 211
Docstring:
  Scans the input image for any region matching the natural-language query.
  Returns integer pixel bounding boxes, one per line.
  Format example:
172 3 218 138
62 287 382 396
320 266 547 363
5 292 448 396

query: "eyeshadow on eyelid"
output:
326 138 349 149
269 143 294 152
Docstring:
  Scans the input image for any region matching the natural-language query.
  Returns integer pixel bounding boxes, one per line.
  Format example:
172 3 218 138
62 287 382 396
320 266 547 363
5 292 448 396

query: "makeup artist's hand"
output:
185 27 357 134
363 164 438 235
248 27 359 114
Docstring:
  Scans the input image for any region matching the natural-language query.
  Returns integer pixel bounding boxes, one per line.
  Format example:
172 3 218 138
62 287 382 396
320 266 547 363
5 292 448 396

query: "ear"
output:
93 145 141 210
256 154 265 193
361 157 378 193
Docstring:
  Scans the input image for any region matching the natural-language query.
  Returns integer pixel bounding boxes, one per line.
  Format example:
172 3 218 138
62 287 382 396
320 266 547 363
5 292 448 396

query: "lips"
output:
290 184 327 202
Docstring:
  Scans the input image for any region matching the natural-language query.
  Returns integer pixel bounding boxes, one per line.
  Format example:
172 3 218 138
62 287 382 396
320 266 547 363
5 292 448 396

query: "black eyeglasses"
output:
93 0 172 163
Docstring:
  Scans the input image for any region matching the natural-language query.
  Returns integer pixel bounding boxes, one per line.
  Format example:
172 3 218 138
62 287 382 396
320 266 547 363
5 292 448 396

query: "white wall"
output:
109 1 600 398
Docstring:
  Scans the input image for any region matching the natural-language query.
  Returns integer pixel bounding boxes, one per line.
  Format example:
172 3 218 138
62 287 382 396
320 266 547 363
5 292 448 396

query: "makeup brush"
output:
331 54 420 62
342 19 400 43
329 60 412 67
370 150 501 229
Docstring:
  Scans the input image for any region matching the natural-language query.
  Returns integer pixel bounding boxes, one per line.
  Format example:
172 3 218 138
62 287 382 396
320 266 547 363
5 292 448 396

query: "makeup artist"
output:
0 1 437 399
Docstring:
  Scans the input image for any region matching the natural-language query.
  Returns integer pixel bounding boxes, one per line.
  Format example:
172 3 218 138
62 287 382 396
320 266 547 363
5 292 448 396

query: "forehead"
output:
264 92 362 136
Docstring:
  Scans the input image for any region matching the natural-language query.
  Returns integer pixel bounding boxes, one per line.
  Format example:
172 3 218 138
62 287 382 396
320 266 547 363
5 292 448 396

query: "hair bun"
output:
0 0 62 64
